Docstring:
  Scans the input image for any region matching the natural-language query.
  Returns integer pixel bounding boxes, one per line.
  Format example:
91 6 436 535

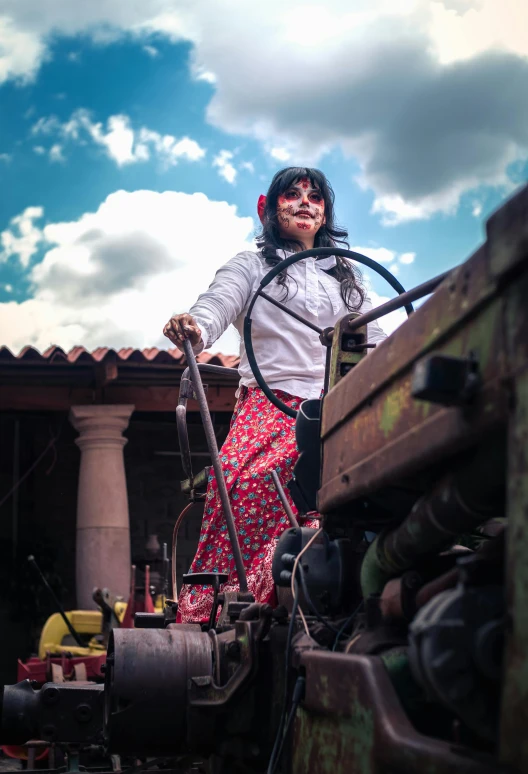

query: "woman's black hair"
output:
255 166 365 310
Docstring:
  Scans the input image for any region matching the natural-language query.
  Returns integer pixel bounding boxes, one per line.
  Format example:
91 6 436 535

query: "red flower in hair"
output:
257 194 267 224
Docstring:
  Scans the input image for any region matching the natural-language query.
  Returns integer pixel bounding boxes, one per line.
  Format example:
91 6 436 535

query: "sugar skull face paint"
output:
276 178 326 247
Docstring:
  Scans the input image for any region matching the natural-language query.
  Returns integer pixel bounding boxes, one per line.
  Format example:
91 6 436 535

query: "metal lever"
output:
182 339 248 594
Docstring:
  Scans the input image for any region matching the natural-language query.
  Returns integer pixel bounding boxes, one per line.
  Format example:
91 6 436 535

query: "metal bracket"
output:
411 353 481 407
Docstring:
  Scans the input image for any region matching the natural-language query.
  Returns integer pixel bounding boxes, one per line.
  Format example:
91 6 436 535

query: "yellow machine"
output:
37 605 128 660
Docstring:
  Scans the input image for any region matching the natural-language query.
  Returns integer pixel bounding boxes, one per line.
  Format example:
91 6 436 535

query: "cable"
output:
296 563 340 635
171 501 198 599
271 676 306 771
267 581 300 774
290 529 322 641
331 601 364 652
0 427 60 510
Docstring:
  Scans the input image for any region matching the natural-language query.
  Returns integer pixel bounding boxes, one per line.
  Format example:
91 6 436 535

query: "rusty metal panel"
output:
293 651 505 774
499 270 528 771
319 293 508 510
322 184 528 441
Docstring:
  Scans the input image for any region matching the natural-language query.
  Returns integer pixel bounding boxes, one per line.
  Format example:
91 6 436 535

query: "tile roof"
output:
0 345 239 369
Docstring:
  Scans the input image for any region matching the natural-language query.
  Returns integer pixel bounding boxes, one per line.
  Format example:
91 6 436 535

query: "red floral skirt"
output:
177 386 319 623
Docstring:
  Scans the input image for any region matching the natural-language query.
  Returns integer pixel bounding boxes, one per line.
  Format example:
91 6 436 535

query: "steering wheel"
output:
243 247 414 419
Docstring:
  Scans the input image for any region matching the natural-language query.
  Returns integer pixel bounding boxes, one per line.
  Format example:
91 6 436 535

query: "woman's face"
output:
276 177 326 244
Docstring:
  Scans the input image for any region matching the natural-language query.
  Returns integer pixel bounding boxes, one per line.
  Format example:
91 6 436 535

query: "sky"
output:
0 0 527 356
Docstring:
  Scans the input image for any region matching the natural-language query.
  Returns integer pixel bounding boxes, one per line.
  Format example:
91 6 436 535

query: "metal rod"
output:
27 555 85 648
260 291 324 335
182 339 248 593
346 271 450 333
271 469 299 528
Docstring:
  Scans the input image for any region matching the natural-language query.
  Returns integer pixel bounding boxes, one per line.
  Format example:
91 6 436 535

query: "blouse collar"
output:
278 249 337 270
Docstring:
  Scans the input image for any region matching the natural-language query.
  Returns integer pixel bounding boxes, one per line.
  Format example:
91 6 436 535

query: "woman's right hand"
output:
163 313 202 348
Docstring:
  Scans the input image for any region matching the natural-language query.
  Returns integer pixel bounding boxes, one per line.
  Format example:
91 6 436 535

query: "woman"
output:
163 167 386 623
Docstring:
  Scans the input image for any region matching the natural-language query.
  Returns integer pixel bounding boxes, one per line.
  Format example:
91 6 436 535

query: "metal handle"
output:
182 339 248 593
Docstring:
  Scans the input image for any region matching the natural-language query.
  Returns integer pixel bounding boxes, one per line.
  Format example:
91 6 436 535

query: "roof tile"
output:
1 344 238 369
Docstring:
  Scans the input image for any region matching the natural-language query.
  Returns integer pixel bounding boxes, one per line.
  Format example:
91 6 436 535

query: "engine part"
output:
287 399 322 514
271 527 356 614
409 583 504 741
360 437 505 598
104 627 212 755
0 680 104 745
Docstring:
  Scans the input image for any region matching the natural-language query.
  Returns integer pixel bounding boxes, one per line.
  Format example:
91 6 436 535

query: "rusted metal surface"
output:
499 273 528 766
318 188 528 512
326 314 369 392
293 651 507 774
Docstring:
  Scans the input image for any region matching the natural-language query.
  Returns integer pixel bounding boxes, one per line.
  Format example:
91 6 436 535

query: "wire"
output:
271 676 306 771
344 633 362 654
331 601 364 652
267 581 300 774
296 563 340 635
0 424 61 511
171 501 198 599
290 528 322 640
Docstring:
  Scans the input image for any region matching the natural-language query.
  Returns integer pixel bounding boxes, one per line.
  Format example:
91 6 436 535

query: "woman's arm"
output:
164 251 257 353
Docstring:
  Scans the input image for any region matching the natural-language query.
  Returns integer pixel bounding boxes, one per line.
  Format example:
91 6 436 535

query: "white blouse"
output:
189 250 387 400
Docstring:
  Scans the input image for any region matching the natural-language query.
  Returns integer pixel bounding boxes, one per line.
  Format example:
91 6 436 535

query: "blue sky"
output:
0 1 527 355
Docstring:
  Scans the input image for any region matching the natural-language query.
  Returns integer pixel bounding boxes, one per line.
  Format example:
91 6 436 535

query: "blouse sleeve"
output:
188 251 258 353
360 295 388 347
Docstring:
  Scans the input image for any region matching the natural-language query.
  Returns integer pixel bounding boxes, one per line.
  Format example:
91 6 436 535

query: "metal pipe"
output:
182 339 248 593
271 469 299 528
260 291 324 335
346 271 450 333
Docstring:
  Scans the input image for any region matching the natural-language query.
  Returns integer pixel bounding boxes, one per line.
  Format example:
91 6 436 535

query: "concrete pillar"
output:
69 405 134 609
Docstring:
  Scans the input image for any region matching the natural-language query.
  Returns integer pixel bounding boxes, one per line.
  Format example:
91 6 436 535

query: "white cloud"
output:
240 161 255 174
33 145 46 155
472 201 483 217
1 1 527 221
1 206 44 268
270 147 291 162
0 153 11 163
31 109 206 168
0 191 254 354
213 150 237 184
399 252 415 264
1 193 409 355
49 143 65 163
367 288 407 337
143 44 159 57
3 283 13 293
352 245 397 264
0 15 45 83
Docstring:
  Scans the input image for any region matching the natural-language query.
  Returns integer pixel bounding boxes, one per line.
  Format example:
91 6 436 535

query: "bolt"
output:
226 641 241 659
42 686 60 705
42 724 56 741
341 474 350 484
75 703 92 723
